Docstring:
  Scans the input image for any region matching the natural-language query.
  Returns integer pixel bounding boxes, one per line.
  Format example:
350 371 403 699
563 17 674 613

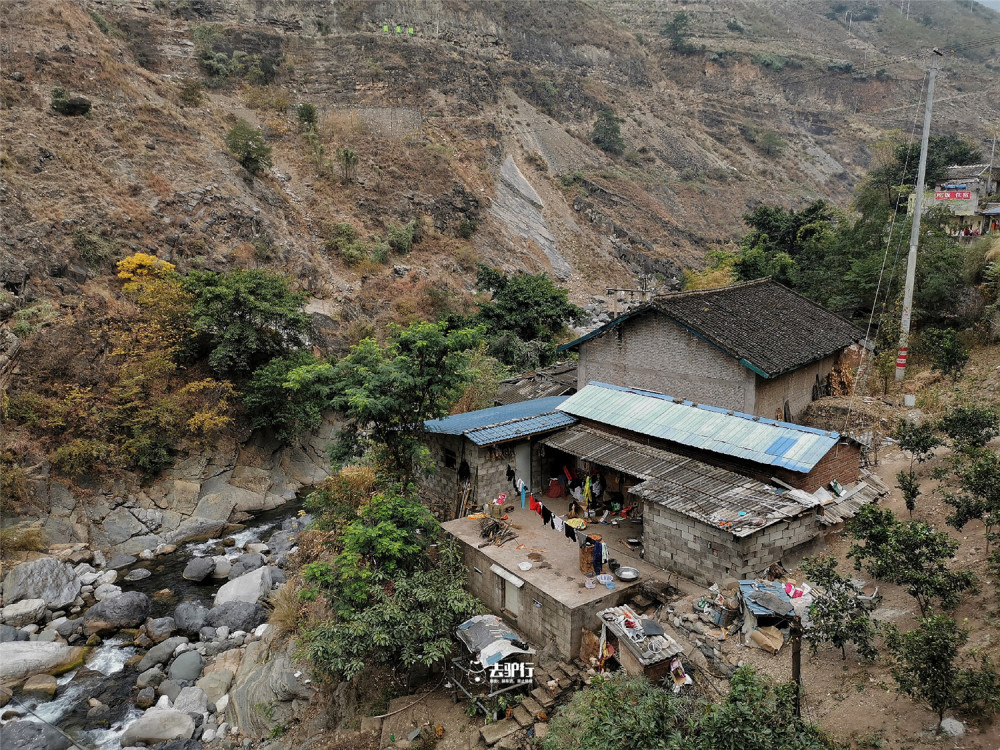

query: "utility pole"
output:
791 616 803 718
896 63 938 382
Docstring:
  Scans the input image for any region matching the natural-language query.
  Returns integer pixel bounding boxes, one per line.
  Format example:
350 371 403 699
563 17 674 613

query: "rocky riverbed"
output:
0 504 314 750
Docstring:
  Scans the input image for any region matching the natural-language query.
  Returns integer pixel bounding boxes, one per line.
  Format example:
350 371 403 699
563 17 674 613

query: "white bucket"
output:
585 574 596 589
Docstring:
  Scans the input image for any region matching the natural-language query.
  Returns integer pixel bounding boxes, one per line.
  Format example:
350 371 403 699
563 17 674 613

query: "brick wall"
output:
776 440 861 492
577 313 755 413
643 500 821 585
754 353 839 421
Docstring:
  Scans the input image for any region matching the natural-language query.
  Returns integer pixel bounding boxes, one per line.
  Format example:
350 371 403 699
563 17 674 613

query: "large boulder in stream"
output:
227 629 312 737
0 641 86 682
182 557 215 582
120 707 195 746
83 591 150 636
0 719 73 750
174 602 210 635
213 566 274 607
1 557 81 610
227 552 265 579
206 601 268 632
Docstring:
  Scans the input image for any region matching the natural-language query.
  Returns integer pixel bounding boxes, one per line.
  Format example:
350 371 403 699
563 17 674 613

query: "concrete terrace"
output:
443 499 667 610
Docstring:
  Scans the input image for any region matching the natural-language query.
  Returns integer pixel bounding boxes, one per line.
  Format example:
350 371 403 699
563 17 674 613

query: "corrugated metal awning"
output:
544 425 817 537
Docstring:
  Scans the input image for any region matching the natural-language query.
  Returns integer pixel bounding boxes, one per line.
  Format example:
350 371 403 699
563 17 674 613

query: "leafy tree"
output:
300 490 481 680
328 320 482 478
590 109 625 155
942 452 1000 553
471 266 582 369
893 419 943 469
542 667 834 750
185 269 311 379
542 671 689 750
242 351 334 443
885 615 1000 726
896 469 922 518
848 505 976 616
296 101 317 130
660 12 697 53
759 129 785 156
938 405 999 453
336 146 358 182
799 556 880 662
225 119 272 174
891 419 941 518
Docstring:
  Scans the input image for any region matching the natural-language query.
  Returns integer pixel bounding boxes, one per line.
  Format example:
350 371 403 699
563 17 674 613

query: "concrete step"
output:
512 704 532 728
520 696 544 718
530 686 555 708
480 718 519 747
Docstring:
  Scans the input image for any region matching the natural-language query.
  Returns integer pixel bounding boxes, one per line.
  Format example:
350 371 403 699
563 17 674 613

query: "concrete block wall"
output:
472 444 516 507
643 501 822 584
421 434 464 518
577 314 754 413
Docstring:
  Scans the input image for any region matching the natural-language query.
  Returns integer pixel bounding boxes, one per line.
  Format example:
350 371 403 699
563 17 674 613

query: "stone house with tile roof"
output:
559 279 865 421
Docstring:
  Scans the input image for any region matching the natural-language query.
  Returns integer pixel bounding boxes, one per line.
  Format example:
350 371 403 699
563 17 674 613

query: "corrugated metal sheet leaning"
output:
558 382 840 473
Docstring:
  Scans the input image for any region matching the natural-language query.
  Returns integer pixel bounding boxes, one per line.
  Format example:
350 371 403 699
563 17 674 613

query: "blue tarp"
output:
739 579 793 617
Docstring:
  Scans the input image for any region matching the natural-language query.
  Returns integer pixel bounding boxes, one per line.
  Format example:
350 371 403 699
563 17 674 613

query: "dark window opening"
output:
443 448 457 469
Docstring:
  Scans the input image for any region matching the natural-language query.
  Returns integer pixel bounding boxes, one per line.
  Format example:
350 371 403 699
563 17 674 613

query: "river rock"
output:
1 599 46 628
214 566 274 607
136 686 157 708
0 625 29 642
125 568 152 582
158 678 181 702
182 557 215 582
0 719 72 750
96 569 118 585
147 617 177 643
174 686 208 715
137 636 189 672
83 591 150 636
154 740 204 750
165 518 226 546
87 703 110 721
2 558 81 610
137 666 165 688
168 650 204 682
54 618 79 638
227 552 265 579
107 554 137 570
174 602 209 635
0 641 85 682
94 583 123 601
0 686 10 707
21 674 57 699
196 668 233 704
116 535 166 558
191 493 237 522
120 707 195 746
211 556 231 579
940 718 965 737
206 602 268 633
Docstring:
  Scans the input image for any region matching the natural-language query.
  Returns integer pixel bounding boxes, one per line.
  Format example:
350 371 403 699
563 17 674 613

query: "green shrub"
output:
371 241 390 264
51 439 113 478
828 60 854 73
178 78 203 105
89 10 113 35
50 87 91 116
386 221 415 255
225 120 272 174
753 53 788 71
297 102 318 130
590 109 624 155
72 227 117 269
458 219 478 238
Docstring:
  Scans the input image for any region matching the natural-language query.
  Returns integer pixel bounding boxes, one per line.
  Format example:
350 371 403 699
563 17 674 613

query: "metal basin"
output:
616 566 640 582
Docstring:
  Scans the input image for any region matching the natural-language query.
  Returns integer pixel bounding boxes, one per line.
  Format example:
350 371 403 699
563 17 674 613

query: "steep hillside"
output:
2 0 999 320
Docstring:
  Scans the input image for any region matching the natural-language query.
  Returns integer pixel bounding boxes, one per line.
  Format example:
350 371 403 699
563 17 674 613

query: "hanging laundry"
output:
506 465 515 482
583 476 593 506
592 541 603 575
564 522 576 542
541 506 552 526
529 495 540 513
520 484 527 510
552 516 565 534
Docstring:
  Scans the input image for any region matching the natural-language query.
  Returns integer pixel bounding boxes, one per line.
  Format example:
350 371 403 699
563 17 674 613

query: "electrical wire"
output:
840 68 928 437
4 694 91 750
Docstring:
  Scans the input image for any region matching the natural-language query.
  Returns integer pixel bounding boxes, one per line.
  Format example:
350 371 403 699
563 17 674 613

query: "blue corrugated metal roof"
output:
465 411 577 446
424 396 575 445
557 383 840 473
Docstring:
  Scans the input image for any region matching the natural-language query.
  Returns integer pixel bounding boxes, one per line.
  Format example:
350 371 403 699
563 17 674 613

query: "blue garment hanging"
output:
521 484 526 509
